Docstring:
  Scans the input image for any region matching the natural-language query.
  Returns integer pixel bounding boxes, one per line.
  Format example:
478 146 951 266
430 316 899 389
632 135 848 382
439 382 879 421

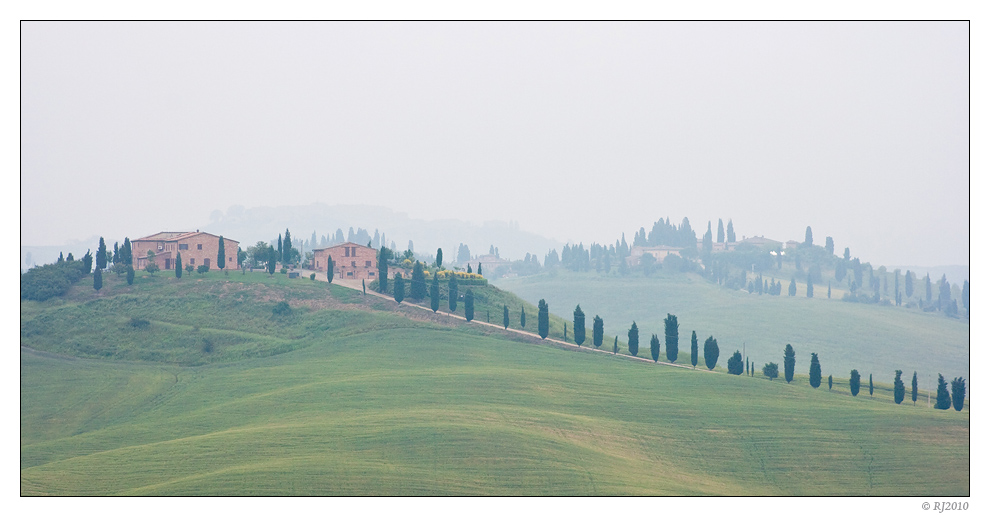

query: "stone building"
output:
312 242 378 280
132 231 240 271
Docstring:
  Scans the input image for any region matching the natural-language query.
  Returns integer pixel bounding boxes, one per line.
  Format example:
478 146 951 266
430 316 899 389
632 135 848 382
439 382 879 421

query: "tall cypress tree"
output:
328 257 334 284
464 289 474 321
378 247 390 293
850 370 861 396
613 336 618 355
593 315 603 348
573 305 585 346
217 236 226 271
393 274 405 304
503 304 509 329
869 374 874 397
537 299 549 339
690 331 698 368
650 334 661 362
126 266 135 285
804 226 813 246
283 229 293 265
431 274 440 312
175 252 183 278
520 306 526 328
893 370 905 404
627 322 639 356
267 247 277 275
717 218 725 244
277 233 283 263
726 219 736 242
951 377 966 411
664 313 678 362
94 268 103 292
828 375 833 390
788 277 797 296
410 261 426 299
703 336 719 370
911 371 918 405
96 237 107 270
809 353 821 388
935 374 951 409
448 274 458 312
783 344 796 383
436 248 443 268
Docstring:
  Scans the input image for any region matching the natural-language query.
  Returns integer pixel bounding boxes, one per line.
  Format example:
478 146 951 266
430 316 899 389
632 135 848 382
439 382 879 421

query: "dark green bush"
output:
21 261 88 301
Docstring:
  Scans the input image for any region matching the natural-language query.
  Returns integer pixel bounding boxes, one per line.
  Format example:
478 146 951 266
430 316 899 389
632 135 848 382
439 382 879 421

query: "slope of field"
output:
493 270 969 386
21 272 968 495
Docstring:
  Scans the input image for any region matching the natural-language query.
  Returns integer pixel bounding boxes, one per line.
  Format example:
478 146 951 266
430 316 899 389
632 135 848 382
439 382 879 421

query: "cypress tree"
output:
112 242 119 265
935 374 951 409
746 358 750 376
905 270 914 298
283 229 293 265
267 248 277 275
448 274 458 312
467 264 472 274
650 334 660 362
690 330 698 368
93 268 103 292
911 371 918 405
893 370 905 404
436 248 443 268
126 266 135 285
825 236 834 255
410 261 426 299
58 252 64 263
478 262 482 276
717 218 725 243
464 289 474 321
503 304 509 329
804 226 813 246
726 219 735 242
573 305 585 346
175 252 183 278
431 274 440 312
378 247 390 293
328 258 334 284
593 315 603 348
703 336 719 370
218 236 226 270
788 277 797 296
828 375 833 390
727 351 744 375
277 233 283 263
869 374 874 397
664 313 679 362
809 353 821 388
81 250 93 273
362 279 366 294
925 273 932 303
564 323 567 342
67 253 74 262
627 322 639 356
613 336 618 355
96 237 107 270
783 344 796 383
951 377 966 411
520 306 526 328
850 370 861 396
537 299 549 339
394 274 405 304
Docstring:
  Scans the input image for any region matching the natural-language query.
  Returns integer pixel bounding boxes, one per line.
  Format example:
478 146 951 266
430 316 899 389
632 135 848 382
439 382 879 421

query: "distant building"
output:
132 231 240 271
476 254 510 276
738 236 783 249
627 245 683 266
785 240 800 249
312 242 377 280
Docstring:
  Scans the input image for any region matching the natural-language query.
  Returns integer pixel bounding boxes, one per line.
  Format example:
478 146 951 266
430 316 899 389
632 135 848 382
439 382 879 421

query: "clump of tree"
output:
703 336 719 370
893 370 905 404
809 353 822 388
20 259 91 301
197 265 209 274
628 322 639 356
593 315 603 349
93 268 103 292
951 377 966 411
762 362 779 381
537 299 549 339
727 351 744 375
573 305 585 346
783 344 795 383
850 369 861 396
934 374 951 410
664 313 678 362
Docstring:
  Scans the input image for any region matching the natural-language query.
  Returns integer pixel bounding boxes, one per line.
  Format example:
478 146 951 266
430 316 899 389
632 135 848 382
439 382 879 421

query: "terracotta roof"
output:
133 230 237 243
312 241 376 253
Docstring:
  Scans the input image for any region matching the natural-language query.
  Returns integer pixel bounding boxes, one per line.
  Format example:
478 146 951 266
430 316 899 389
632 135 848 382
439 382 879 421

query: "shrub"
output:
310 273 316 280
128 317 150 329
186 264 195 272
280 267 288 274
196 265 210 274
272 301 292 317
727 351 744 375
20 261 88 301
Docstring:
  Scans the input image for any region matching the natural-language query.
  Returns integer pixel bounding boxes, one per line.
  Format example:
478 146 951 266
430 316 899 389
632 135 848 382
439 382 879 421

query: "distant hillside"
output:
199 203 562 262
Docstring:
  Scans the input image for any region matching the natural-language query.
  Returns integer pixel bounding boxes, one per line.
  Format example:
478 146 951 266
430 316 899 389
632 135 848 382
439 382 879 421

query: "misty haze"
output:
20 21 968 498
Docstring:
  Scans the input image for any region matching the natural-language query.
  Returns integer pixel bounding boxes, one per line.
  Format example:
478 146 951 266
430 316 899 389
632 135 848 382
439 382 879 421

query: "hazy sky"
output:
21 21 969 266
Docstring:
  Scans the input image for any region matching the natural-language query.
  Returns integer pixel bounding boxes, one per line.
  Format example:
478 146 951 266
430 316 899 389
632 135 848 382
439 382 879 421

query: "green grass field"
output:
21 271 969 495
492 270 969 387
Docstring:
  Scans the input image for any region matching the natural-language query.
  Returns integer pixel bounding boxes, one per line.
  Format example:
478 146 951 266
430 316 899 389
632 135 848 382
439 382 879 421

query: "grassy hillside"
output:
492 269 968 391
21 271 968 495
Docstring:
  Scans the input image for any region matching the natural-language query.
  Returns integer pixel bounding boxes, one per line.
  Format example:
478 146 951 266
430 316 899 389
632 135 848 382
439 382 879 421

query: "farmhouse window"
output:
345 247 350 257
365 261 371 267
197 244 203 250
351 261 356 267
179 244 188 250
190 258 195 264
